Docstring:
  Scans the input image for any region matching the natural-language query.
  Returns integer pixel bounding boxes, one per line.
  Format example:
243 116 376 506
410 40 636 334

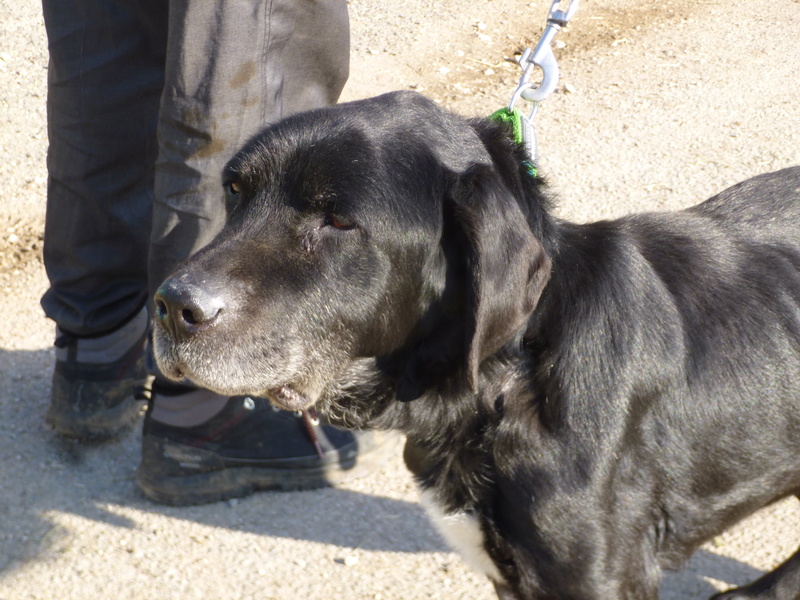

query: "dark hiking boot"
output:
136 391 399 506
46 308 150 439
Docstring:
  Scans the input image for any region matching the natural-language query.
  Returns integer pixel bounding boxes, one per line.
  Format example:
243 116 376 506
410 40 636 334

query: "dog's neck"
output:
318 351 530 501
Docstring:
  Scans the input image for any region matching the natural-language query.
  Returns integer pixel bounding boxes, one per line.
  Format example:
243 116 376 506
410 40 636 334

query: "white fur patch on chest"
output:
419 488 505 583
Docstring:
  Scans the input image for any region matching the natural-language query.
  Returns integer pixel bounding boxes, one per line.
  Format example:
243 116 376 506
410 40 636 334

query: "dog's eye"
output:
325 213 356 230
226 181 242 196
224 181 245 215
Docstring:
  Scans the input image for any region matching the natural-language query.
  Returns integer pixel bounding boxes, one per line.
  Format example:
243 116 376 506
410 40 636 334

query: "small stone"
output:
343 554 359 566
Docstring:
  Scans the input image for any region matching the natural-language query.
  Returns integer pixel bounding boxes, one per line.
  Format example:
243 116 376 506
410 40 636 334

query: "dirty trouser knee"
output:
149 0 351 301
41 0 350 336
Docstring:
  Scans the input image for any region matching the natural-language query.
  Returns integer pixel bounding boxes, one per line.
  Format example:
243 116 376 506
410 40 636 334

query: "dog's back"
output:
692 166 800 242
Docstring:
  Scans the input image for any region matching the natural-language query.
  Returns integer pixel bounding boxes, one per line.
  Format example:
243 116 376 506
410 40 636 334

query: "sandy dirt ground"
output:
1 0 800 598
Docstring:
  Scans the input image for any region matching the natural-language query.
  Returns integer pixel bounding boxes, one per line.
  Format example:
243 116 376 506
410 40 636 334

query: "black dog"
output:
153 91 800 599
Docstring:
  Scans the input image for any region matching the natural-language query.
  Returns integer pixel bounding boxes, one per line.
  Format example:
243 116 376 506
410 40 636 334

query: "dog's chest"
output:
419 488 504 583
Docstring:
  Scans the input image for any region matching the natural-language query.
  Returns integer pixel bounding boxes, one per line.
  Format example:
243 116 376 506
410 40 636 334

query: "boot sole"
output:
136 430 403 506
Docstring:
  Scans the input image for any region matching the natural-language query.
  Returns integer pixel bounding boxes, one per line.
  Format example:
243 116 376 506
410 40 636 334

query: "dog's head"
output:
152 91 551 412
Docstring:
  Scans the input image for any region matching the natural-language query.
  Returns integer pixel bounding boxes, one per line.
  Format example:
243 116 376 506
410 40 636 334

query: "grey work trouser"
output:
40 0 350 337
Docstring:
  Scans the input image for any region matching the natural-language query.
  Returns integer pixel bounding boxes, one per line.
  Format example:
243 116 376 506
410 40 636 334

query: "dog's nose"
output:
154 277 226 339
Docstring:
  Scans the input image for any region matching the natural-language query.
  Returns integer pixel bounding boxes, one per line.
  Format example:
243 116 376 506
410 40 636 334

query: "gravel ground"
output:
1 0 799 599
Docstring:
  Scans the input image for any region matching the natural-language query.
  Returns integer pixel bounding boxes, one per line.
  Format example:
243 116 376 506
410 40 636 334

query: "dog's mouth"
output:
169 363 314 413
154 332 319 413
161 359 187 382
266 386 313 412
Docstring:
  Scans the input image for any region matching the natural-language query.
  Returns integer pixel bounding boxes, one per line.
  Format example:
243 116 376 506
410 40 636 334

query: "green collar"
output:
489 107 537 178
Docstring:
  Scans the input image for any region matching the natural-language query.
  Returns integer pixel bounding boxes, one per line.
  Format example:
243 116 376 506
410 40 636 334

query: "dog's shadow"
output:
0 347 782 598
0 347 447 576
660 549 766 599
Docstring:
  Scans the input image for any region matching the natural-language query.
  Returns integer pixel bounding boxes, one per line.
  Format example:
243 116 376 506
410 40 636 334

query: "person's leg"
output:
41 0 168 438
147 0 351 291
137 0 398 505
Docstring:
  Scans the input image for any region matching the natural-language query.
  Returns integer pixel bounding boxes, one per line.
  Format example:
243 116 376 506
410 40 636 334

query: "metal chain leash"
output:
503 0 580 169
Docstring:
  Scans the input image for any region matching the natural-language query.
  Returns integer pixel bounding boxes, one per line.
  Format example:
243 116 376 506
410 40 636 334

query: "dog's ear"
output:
448 164 551 390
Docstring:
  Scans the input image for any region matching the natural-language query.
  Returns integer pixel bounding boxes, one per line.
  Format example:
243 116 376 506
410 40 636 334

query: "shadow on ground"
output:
0 348 775 598
0 348 446 570
661 549 765 599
